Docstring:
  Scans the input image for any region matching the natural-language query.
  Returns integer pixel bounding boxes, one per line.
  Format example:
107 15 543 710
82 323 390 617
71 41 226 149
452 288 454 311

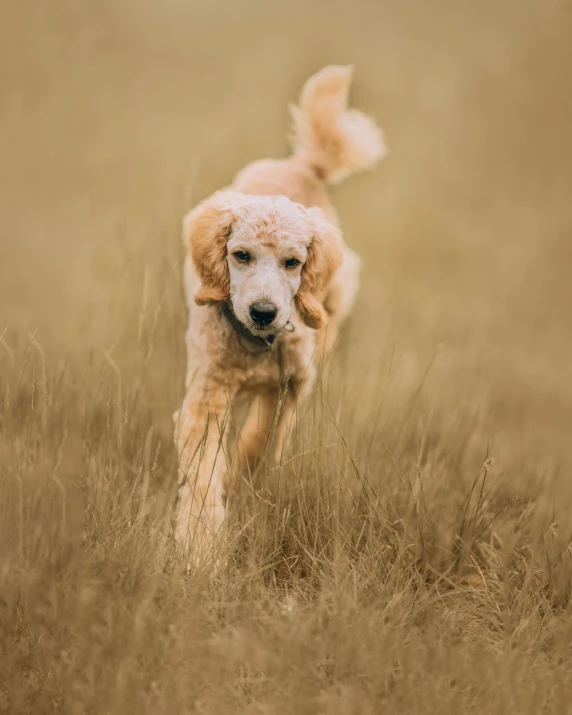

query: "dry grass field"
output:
1 1 572 712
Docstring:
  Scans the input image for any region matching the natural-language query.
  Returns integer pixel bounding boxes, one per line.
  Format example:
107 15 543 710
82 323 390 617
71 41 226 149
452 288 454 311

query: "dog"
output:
174 65 386 566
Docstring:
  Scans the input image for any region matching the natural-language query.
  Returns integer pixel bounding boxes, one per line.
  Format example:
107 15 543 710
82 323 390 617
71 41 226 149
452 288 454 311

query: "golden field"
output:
1 1 571 712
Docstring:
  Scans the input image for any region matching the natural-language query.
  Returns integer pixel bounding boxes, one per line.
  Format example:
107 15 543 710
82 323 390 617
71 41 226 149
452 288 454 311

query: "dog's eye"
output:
284 257 300 269
234 251 251 263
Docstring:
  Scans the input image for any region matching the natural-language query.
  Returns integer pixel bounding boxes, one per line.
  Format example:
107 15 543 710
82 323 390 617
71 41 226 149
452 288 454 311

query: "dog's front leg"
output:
174 379 236 569
237 388 281 472
271 369 317 464
237 365 318 472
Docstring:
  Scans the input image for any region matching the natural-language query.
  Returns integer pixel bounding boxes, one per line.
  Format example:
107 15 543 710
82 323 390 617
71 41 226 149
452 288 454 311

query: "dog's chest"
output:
186 314 315 389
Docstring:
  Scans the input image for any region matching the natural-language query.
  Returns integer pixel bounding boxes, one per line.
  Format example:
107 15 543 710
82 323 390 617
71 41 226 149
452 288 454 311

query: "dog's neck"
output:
221 301 277 352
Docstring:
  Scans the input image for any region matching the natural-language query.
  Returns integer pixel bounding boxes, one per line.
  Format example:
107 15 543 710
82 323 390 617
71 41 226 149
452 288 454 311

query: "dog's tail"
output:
290 65 387 184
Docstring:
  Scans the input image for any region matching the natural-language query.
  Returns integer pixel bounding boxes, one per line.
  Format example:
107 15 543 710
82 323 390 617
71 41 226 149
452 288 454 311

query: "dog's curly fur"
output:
174 65 386 563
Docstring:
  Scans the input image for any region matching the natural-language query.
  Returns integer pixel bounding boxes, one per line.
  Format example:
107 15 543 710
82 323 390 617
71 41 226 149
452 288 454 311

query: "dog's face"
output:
225 204 309 334
185 191 344 332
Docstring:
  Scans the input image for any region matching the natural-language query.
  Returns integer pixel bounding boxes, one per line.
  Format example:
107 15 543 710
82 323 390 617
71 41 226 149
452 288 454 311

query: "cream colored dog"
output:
174 65 386 565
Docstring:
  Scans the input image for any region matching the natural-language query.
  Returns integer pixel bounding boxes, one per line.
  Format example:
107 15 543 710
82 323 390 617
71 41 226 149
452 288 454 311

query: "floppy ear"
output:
294 208 344 329
183 191 238 306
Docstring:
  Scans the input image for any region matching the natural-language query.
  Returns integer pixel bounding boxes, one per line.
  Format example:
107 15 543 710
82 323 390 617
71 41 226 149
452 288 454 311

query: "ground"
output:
1 1 572 713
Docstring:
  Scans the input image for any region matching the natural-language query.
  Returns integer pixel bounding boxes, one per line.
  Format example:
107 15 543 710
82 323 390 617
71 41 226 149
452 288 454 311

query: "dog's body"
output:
175 66 386 564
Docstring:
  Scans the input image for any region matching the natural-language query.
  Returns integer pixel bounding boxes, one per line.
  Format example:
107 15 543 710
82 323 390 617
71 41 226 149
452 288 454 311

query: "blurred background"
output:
1 0 571 465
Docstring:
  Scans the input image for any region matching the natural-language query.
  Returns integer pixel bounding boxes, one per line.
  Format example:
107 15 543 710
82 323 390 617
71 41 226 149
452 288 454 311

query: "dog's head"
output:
184 191 343 334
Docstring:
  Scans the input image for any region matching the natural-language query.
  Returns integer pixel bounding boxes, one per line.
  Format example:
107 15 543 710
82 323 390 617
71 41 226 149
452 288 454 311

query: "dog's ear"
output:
183 191 238 306
294 208 344 329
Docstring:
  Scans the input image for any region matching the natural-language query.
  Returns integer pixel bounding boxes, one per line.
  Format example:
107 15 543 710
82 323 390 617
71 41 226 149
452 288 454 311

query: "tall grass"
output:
1 257 571 712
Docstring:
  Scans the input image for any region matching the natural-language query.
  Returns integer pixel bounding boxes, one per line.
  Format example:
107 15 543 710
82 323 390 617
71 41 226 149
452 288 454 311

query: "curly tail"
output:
289 65 387 184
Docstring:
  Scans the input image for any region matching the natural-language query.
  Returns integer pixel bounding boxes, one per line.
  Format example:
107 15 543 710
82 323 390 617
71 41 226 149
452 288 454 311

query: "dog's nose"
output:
249 301 277 326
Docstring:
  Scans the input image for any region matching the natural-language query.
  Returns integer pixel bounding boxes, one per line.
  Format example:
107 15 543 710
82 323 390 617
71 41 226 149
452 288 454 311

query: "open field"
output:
1 1 572 712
